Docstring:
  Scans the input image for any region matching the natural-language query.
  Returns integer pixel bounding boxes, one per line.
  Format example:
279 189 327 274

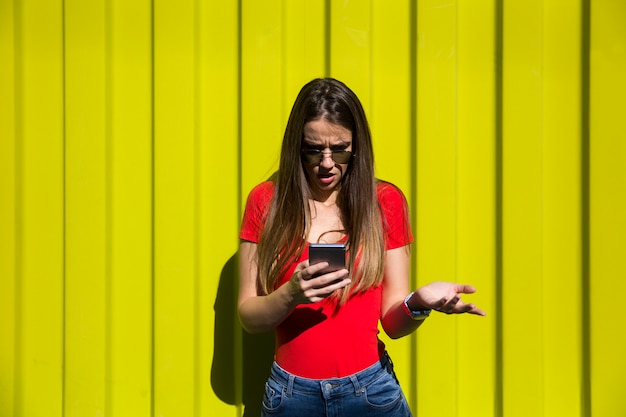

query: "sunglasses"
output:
301 149 354 164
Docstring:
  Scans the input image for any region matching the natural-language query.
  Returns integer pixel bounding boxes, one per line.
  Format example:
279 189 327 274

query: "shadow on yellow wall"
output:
211 253 275 416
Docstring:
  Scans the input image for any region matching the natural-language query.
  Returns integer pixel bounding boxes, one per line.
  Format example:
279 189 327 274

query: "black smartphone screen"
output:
308 243 346 274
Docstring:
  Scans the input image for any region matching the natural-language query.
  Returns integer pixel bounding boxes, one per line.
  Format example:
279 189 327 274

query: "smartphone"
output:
308 243 346 275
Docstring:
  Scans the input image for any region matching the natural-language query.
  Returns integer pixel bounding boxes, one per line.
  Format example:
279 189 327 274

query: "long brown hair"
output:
257 78 385 303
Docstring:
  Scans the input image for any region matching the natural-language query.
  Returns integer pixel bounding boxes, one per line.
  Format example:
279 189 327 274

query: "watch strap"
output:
403 292 432 320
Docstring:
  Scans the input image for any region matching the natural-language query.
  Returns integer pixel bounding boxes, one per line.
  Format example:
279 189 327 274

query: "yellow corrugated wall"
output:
1 1 625 416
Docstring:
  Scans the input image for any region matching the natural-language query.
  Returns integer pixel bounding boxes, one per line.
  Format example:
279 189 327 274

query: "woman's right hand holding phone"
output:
289 260 351 304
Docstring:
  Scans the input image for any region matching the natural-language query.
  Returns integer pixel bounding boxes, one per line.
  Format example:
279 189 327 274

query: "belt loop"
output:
350 375 364 397
286 374 295 397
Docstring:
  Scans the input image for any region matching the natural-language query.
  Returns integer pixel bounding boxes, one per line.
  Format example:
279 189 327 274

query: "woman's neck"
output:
309 188 340 206
307 195 345 243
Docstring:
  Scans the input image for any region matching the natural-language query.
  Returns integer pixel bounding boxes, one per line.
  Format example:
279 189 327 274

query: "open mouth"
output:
318 174 335 184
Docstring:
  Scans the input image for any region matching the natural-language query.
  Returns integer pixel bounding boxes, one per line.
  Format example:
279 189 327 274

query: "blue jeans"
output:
261 352 413 417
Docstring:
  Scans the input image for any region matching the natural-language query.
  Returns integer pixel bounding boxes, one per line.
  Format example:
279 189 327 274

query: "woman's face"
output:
301 119 353 199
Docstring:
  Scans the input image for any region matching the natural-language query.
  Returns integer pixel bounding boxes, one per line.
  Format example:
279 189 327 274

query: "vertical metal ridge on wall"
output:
580 0 591 415
192 0 202 415
103 0 113 414
149 0 157 416
408 0 418 412
235 1 244 416
324 0 331 77
12 0 24 414
494 0 504 416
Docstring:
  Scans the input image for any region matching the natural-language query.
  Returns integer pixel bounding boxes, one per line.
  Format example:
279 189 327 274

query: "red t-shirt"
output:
239 181 413 378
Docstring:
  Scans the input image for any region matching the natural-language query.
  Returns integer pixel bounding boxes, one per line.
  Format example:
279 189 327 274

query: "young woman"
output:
238 78 485 417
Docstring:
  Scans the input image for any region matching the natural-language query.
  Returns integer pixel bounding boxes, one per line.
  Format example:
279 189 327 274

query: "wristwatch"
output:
403 292 431 320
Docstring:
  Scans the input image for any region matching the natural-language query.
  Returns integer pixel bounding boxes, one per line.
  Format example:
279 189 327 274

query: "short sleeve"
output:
239 182 274 243
377 182 413 250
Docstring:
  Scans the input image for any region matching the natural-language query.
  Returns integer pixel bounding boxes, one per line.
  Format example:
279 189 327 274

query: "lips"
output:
318 174 335 184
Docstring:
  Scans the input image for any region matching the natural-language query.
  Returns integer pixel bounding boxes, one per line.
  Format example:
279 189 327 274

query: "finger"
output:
451 302 486 316
306 277 352 302
451 301 473 314
310 269 350 289
432 296 448 309
296 269 307 281
305 261 330 279
467 305 487 316
456 284 477 294
439 295 460 314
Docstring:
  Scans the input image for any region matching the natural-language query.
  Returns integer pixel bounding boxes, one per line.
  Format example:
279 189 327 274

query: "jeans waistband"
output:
270 352 395 398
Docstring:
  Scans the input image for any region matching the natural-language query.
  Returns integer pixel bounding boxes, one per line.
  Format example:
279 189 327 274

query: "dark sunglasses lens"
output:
332 151 352 164
301 150 352 164
302 151 323 163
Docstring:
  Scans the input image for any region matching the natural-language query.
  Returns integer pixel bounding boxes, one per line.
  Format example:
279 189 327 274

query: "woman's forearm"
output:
238 281 298 334
238 240 297 333
381 299 426 339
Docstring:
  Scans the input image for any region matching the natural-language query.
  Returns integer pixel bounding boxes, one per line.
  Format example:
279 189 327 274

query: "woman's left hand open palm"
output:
412 282 486 316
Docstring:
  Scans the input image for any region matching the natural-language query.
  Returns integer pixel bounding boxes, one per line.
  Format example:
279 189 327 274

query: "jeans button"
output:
325 383 332 392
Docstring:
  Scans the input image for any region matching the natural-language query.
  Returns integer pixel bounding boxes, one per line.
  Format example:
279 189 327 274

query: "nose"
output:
319 151 335 168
